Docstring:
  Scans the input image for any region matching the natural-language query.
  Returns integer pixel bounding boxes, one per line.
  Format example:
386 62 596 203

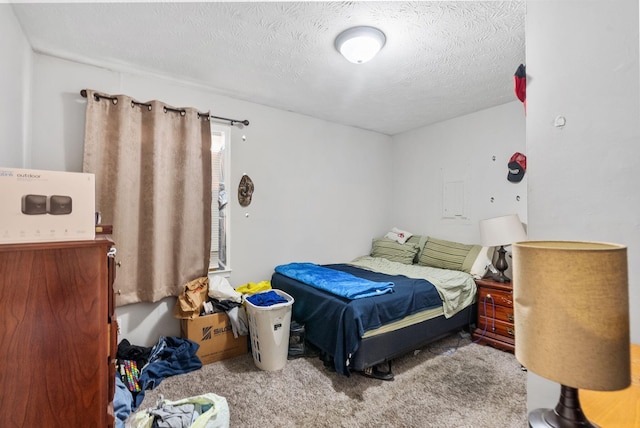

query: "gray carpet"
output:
139 334 527 427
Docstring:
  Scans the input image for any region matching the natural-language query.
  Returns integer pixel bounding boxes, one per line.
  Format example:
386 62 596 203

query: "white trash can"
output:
245 289 294 371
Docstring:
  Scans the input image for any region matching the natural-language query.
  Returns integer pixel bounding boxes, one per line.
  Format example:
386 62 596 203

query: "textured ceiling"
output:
11 1 525 135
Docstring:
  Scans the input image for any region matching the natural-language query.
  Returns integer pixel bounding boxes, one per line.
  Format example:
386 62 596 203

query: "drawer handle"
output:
507 327 515 336
486 294 492 300
500 296 513 305
506 313 514 322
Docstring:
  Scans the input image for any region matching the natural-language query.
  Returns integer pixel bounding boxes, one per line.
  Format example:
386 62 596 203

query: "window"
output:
210 124 230 271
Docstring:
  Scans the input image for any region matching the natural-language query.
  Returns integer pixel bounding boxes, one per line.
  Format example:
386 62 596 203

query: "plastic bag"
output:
208 275 242 303
126 392 229 428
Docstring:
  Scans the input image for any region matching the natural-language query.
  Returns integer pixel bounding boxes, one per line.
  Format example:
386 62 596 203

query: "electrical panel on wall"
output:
440 167 471 224
443 181 464 217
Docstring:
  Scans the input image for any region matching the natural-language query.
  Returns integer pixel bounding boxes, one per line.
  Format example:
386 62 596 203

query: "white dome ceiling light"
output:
335 26 386 64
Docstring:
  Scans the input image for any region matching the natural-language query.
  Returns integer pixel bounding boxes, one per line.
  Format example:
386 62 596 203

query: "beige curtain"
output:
83 89 212 305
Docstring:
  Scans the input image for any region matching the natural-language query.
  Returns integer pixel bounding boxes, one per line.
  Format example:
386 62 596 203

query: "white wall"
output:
391 101 527 244
26 53 393 346
0 5 31 167
526 0 639 412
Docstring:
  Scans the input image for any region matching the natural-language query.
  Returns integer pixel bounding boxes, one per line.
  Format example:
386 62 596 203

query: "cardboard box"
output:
0 168 95 244
181 312 248 365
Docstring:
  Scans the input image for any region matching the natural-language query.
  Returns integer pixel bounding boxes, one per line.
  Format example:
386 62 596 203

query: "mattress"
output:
361 306 444 338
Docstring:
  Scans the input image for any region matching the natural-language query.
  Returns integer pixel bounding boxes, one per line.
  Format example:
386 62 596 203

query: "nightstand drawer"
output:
477 301 514 324
478 315 515 338
478 287 513 308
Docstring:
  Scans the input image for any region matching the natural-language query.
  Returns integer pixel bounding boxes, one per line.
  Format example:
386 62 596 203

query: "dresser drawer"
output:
478 287 513 308
478 315 515 338
477 300 514 324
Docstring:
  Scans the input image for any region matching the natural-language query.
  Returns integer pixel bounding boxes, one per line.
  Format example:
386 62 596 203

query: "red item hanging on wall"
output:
508 152 527 183
514 64 526 112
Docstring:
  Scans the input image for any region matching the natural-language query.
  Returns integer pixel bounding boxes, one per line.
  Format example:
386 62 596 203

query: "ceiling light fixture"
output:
335 26 386 64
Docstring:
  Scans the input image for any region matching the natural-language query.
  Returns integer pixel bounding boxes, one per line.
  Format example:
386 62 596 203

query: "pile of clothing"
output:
174 276 250 338
126 393 229 428
117 278 277 427
114 336 202 427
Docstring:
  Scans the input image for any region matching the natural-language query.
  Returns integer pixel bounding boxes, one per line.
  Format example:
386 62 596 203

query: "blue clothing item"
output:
275 262 394 299
133 336 203 409
114 374 133 428
246 290 288 306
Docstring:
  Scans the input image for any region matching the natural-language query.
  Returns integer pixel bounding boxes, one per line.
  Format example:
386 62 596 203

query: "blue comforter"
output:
274 262 394 299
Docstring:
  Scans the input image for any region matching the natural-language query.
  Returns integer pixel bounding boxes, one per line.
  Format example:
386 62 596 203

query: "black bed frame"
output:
348 304 477 372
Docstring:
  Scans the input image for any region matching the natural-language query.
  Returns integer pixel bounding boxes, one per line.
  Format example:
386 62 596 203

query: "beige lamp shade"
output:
512 241 630 391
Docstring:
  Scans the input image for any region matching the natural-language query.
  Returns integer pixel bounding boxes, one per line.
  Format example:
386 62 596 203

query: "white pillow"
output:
384 227 413 244
470 246 496 279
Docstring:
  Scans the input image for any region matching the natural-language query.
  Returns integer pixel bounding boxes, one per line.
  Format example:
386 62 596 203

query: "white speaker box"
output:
0 168 95 244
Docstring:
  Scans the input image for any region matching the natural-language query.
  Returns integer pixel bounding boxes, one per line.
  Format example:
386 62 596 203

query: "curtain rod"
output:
80 89 250 127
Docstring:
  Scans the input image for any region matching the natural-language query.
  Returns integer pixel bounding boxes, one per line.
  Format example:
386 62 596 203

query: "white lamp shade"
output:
479 214 527 247
335 26 386 64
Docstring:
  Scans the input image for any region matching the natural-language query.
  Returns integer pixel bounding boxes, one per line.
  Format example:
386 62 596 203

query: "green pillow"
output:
406 235 428 263
371 238 420 264
418 236 482 273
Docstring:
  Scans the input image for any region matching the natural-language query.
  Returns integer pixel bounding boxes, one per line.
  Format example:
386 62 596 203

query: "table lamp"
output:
512 241 630 427
479 214 527 282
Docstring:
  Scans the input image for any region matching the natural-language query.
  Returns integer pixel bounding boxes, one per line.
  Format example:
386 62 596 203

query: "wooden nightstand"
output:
472 278 515 352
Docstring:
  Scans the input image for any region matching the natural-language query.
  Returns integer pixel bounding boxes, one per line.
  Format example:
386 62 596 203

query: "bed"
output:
271 234 490 379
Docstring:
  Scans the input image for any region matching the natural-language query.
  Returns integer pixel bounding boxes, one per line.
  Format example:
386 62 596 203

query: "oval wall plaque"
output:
238 174 254 207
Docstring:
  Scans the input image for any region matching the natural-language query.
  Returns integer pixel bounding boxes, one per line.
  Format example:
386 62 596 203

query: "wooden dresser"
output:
0 237 117 428
472 278 515 352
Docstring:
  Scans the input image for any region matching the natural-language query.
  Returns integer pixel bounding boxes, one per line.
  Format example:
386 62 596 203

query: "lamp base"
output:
529 409 599 428
528 385 599 428
491 271 511 283
492 245 511 283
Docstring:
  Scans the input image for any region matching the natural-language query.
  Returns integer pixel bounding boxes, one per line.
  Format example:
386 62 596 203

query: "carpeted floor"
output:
137 334 527 427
